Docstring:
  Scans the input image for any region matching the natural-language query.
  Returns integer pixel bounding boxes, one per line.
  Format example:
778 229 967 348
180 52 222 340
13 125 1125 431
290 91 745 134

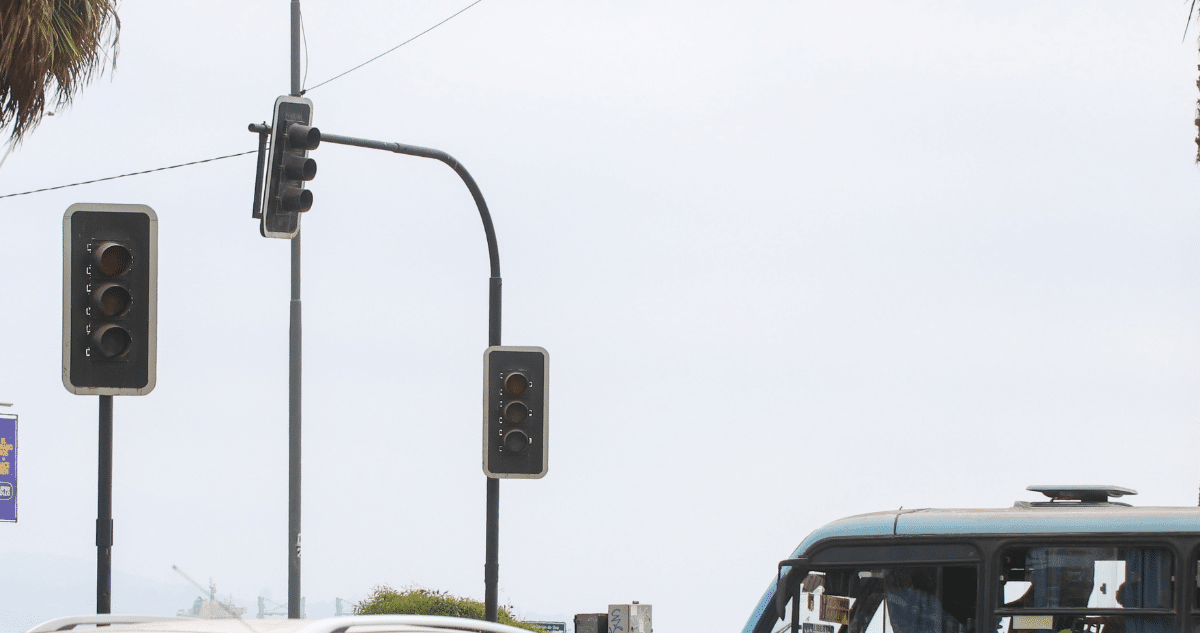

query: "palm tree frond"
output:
0 0 119 145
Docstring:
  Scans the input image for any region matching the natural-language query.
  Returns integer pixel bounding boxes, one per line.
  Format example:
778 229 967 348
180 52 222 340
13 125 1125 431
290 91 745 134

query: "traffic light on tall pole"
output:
483 346 548 478
62 203 158 395
261 95 319 239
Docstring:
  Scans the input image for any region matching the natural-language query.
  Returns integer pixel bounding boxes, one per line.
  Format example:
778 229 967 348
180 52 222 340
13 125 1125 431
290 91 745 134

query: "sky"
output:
2 1 1200 632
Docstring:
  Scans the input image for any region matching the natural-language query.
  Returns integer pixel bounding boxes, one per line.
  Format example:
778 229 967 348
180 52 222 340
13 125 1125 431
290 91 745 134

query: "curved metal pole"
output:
317 133 501 279
288 129 504 620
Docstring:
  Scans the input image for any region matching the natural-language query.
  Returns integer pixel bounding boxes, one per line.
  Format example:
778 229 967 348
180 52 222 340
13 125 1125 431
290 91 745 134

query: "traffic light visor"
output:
280 186 314 213
283 154 317 181
286 123 320 150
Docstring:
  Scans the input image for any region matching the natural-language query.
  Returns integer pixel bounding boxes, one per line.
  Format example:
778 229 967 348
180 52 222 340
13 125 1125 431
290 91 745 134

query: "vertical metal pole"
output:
287 0 303 620
484 478 498 619
288 233 302 619
97 395 113 614
290 1 301 98
484 277 501 622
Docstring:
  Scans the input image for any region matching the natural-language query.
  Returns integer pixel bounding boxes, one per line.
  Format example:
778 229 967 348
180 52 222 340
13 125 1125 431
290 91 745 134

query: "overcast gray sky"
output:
2 2 1200 632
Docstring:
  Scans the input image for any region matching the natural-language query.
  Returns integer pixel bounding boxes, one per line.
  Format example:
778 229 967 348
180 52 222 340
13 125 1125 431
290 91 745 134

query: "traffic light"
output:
261 95 319 239
62 203 157 395
483 346 548 478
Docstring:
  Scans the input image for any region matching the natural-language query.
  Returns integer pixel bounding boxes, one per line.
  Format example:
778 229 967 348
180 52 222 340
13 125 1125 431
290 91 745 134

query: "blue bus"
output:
743 486 1193 633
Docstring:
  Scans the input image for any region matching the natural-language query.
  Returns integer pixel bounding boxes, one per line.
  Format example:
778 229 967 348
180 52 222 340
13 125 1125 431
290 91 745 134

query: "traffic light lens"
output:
94 283 132 317
91 324 131 358
503 430 529 453
96 243 132 277
504 401 529 425
504 372 528 396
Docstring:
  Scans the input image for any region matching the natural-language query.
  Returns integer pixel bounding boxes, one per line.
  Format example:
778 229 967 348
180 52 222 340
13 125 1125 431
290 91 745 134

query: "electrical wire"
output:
301 0 484 95
0 2 483 201
0 150 255 200
1187 0 1198 42
300 5 310 90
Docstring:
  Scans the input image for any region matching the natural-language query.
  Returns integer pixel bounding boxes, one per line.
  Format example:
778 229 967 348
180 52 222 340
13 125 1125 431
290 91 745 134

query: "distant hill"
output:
0 552 237 633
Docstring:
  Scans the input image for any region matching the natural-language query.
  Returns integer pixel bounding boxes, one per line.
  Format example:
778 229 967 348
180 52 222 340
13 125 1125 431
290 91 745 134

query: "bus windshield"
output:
785 566 977 633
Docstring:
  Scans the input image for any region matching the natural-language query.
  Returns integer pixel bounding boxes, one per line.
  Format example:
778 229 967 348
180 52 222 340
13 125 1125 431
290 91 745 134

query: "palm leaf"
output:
0 0 119 145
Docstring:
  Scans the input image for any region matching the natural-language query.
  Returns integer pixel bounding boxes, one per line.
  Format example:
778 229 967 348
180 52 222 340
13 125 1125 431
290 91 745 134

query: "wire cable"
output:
300 5 310 90
0 2 483 201
301 0 484 95
0 150 255 200
4 2 484 200
1187 0 1198 42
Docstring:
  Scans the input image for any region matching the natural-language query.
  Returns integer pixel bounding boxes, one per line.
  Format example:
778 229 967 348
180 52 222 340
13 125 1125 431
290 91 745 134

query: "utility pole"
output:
287 0 304 620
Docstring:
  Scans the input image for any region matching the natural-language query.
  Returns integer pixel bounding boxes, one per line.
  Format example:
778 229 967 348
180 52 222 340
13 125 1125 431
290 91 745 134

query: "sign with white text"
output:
0 414 15 522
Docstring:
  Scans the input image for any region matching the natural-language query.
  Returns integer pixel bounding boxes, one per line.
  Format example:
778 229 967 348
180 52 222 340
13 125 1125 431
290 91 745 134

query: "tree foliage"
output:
0 0 119 144
1191 2 1200 163
354 585 545 633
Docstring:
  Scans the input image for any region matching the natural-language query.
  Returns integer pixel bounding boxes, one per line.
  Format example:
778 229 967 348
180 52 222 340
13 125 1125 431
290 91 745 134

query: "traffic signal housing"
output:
483 346 548 478
62 203 157 395
261 95 319 239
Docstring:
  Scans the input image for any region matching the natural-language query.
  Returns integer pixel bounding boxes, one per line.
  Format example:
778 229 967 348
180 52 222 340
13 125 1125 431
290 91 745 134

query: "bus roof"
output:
742 494 1200 633
790 504 1200 558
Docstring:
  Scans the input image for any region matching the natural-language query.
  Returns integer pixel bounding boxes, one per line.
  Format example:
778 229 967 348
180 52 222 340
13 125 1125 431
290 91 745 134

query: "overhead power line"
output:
0 2 484 202
302 0 484 94
0 150 255 200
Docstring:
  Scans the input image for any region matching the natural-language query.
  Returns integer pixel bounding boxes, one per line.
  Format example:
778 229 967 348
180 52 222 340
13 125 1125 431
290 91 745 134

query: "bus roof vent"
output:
1016 485 1138 508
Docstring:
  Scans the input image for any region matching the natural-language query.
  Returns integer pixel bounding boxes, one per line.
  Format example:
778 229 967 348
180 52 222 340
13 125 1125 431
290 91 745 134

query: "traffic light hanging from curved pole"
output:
261 95 319 239
62 203 158 396
483 346 548 478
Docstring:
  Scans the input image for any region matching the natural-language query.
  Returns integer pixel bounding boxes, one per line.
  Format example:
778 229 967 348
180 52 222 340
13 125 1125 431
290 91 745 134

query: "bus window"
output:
997 547 1173 633
1194 551 1200 618
783 566 976 633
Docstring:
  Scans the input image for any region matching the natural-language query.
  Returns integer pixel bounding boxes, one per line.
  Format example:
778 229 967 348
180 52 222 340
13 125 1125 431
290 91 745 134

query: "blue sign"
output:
0 414 15 522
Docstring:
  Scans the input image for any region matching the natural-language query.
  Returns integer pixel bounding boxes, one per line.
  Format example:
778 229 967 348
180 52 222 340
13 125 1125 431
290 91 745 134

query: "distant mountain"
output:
0 552 236 633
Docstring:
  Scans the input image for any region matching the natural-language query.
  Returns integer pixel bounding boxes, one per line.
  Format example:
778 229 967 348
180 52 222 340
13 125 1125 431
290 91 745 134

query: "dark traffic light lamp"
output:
62 204 157 396
90 242 134 356
502 373 531 451
483 346 548 478
261 95 319 238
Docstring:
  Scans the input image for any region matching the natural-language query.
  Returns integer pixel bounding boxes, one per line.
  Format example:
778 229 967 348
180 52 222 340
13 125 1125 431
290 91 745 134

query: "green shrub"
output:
353 585 544 633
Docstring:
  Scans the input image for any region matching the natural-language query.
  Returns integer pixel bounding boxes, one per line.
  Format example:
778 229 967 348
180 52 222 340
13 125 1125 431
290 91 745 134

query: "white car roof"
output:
24 615 534 633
